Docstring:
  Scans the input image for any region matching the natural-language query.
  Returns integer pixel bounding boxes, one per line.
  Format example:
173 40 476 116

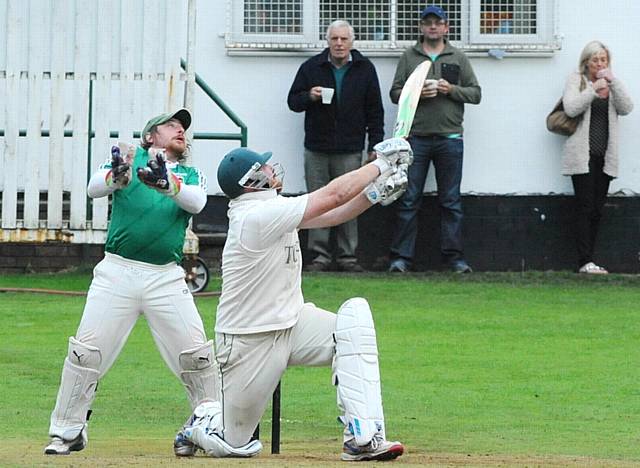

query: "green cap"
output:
141 108 191 138
217 147 272 199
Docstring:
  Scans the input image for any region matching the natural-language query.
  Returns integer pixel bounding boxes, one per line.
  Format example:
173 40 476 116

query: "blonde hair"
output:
578 40 611 77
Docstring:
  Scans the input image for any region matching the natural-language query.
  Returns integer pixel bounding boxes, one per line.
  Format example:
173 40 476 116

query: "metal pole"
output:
271 382 281 454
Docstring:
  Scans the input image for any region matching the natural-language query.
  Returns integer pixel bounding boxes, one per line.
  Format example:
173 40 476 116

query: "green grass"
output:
1 272 639 465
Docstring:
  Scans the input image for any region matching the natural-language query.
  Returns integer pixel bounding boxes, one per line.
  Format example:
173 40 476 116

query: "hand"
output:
309 86 323 102
137 151 181 196
420 83 438 99
596 68 614 82
110 142 134 189
593 78 609 98
371 137 413 175
437 79 452 95
365 163 410 206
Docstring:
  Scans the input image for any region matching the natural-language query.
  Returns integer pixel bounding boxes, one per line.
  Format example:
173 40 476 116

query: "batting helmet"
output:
217 147 272 199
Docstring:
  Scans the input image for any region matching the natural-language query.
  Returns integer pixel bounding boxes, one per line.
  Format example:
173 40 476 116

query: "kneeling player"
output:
175 138 411 461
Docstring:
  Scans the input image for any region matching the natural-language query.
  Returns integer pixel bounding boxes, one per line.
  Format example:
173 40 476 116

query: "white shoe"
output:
578 262 608 275
341 434 404 461
44 427 87 455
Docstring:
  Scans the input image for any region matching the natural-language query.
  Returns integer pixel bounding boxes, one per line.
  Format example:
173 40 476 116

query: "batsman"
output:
44 109 216 455
175 138 411 461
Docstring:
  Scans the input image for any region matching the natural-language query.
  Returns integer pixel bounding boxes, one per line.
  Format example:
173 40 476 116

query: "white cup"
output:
321 87 335 104
423 79 439 98
424 79 439 89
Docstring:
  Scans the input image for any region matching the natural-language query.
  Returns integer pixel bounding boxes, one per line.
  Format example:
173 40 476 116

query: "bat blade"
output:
393 60 431 139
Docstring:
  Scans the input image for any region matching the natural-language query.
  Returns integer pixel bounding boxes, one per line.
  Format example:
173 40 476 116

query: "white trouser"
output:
215 303 336 448
49 253 212 438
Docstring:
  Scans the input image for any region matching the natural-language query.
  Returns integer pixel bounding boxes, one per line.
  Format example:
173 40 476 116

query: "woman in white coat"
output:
562 40 633 274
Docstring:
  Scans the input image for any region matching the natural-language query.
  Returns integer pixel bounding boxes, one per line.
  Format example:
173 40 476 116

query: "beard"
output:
165 139 187 160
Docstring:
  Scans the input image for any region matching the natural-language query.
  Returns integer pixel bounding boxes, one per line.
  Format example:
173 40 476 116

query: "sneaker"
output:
44 428 87 455
450 259 472 273
338 262 365 273
578 262 608 275
341 434 404 462
388 259 409 273
304 261 331 272
174 430 197 457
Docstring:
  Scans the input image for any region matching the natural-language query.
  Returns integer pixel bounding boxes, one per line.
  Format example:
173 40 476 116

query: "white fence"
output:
0 0 196 243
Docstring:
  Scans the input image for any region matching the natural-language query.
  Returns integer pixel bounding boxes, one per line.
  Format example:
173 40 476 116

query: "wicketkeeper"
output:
173 138 412 461
44 109 217 455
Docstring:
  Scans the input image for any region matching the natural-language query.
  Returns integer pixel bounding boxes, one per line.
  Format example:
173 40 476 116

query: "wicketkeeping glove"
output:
137 151 181 196
109 143 133 189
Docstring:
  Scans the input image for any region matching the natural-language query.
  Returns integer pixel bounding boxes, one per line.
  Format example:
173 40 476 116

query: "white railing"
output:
0 0 196 243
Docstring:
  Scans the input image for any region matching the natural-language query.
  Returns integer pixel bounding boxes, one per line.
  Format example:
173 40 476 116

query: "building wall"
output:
188 0 640 196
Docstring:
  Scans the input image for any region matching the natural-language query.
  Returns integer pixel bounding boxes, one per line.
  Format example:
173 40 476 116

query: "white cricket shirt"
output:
215 190 309 334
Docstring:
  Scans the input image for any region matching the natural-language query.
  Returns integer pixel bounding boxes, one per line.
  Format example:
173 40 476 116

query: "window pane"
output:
244 0 303 35
397 1 462 42
480 0 537 34
319 1 391 41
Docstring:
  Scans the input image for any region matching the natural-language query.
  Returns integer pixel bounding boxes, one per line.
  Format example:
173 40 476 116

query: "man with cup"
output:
287 20 384 273
387 5 481 274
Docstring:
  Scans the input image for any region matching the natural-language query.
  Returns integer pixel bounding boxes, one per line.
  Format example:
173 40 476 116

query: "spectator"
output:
561 40 633 274
288 20 384 272
388 5 481 273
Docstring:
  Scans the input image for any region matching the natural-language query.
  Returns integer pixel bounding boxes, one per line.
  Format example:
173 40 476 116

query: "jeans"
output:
571 153 612 267
390 135 464 265
304 149 362 265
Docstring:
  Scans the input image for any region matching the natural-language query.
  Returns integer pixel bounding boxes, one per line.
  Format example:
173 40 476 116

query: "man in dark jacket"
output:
288 20 384 272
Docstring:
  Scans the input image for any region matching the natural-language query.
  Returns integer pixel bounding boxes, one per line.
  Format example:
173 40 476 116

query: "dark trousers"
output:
390 135 464 266
571 153 612 267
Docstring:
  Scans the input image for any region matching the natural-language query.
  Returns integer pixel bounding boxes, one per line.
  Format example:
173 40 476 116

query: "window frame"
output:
226 0 560 54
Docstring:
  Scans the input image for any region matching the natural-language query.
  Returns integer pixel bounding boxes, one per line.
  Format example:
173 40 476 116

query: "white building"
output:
1 0 638 271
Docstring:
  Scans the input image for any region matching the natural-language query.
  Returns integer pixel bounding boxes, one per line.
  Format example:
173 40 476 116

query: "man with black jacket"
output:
288 20 384 272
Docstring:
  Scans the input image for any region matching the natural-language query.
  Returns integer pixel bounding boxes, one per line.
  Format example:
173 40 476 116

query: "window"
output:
227 0 559 53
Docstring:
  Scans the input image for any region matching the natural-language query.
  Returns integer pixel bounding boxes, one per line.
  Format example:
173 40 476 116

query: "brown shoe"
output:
304 261 331 272
338 262 365 273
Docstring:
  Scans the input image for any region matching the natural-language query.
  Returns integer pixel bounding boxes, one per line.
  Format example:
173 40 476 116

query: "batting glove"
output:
365 163 409 206
373 137 414 169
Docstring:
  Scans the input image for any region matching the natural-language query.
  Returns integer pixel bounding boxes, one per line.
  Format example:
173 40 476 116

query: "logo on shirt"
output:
284 244 300 264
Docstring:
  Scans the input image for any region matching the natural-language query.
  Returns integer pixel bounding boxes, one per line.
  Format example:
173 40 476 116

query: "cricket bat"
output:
393 60 432 139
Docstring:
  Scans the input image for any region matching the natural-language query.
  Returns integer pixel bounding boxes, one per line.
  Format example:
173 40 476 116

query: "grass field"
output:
1 271 639 466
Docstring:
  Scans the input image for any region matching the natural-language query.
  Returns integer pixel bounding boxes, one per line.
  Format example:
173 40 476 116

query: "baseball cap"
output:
420 5 448 21
217 147 273 199
141 108 192 137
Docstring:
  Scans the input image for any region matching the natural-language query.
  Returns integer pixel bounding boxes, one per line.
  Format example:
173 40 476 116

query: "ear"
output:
144 132 154 145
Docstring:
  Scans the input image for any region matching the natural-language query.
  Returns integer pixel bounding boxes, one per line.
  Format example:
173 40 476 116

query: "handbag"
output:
546 98 580 136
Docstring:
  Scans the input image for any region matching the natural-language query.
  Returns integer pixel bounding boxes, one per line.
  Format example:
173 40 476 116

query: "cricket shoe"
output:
44 427 88 455
341 434 404 461
174 430 197 457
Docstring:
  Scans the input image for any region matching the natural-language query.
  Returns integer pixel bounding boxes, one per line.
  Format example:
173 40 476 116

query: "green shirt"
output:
332 62 351 104
103 147 205 265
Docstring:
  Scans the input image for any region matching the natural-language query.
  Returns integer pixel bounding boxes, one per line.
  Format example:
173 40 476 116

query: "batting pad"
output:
184 400 262 458
334 298 385 446
179 340 219 409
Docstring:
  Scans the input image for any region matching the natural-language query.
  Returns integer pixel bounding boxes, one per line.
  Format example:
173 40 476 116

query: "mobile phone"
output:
441 63 460 84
